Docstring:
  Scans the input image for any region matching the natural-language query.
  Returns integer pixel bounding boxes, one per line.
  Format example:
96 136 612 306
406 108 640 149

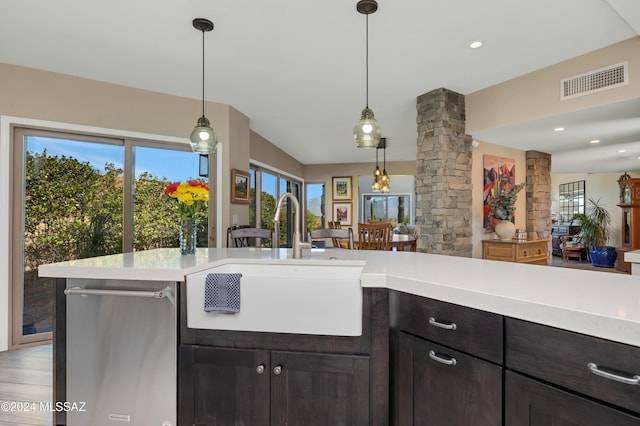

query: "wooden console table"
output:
482 239 549 265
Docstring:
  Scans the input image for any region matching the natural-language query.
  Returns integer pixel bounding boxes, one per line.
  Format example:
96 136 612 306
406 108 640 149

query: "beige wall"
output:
471 141 527 258
226 107 251 232
467 37 640 133
250 130 304 178
0 62 230 139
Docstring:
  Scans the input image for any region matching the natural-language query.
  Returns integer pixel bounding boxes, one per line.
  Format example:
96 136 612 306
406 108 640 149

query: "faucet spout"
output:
273 192 302 259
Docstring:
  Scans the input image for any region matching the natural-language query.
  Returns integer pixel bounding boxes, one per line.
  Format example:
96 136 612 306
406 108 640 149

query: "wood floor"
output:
0 344 52 426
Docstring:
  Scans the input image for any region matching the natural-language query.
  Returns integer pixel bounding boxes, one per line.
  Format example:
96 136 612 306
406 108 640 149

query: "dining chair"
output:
357 222 391 250
309 228 354 249
227 227 275 248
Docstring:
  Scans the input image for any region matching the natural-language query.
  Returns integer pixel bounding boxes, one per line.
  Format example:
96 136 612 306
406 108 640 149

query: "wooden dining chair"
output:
227 227 275 248
357 222 391 250
309 228 354 249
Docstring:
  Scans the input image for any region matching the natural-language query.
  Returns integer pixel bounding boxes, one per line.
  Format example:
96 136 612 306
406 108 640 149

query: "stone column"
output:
525 151 552 246
416 88 473 257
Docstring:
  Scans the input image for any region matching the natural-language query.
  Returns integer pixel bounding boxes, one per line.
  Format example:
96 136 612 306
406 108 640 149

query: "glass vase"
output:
179 220 197 255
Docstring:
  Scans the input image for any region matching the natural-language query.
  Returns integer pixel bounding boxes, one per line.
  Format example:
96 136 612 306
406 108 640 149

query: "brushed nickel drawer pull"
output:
587 362 640 385
428 317 457 330
429 350 457 366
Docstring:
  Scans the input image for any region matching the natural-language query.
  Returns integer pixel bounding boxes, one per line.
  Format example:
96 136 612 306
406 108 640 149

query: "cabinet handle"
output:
273 365 283 375
587 362 640 385
429 350 457 366
523 250 528 257
428 317 457 330
256 364 265 374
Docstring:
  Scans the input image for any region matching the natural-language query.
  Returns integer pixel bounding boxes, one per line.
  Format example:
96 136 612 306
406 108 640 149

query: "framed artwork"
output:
483 155 515 232
333 202 352 226
332 176 352 201
231 168 250 204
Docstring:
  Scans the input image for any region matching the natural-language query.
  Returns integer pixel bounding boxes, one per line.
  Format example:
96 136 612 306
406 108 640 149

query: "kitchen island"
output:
40 247 640 425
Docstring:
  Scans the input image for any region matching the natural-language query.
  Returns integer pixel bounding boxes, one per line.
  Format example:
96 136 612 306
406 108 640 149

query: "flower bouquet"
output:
163 180 209 254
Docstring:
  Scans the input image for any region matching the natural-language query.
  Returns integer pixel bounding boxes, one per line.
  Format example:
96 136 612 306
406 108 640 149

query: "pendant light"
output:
380 139 390 193
189 18 218 154
353 0 382 148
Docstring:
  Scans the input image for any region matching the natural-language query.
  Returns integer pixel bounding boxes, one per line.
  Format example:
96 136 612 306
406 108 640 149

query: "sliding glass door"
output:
11 128 205 347
250 166 303 248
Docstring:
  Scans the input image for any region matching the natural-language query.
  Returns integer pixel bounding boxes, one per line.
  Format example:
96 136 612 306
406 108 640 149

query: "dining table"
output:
388 233 417 252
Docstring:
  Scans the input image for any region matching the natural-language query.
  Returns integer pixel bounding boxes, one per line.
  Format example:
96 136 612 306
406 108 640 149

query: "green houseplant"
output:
488 181 526 240
571 197 617 267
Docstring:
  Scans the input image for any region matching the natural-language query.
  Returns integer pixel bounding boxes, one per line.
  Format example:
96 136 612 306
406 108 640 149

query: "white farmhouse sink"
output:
186 262 364 336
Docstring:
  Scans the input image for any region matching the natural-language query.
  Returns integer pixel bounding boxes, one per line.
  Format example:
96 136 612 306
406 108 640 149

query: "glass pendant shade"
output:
380 170 390 193
372 165 381 190
190 116 218 153
354 107 382 148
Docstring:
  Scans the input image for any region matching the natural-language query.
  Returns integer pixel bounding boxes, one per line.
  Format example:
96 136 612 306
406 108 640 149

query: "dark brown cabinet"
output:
179 345 370 426
505 318 640 425
390 291 503 426
617 173 640 272
179 346 270 425
506 371 640 426
394 332 502 425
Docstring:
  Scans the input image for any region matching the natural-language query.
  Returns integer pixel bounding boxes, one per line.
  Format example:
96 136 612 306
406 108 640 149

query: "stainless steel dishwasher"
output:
64 278 176 426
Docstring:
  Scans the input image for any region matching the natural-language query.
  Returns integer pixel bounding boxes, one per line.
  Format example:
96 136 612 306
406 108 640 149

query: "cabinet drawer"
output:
484 242 515 261
506 318 640 415
390 291 503 364
516 243 545 261
506 371 640 426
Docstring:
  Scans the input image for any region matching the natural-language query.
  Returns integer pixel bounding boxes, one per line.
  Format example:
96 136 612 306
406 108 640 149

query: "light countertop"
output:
39 248 640 347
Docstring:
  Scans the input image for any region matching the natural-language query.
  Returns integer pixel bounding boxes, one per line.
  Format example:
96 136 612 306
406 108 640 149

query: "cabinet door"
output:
270 350 370 426
396 332 502 426
505 371 640 426
179 345 270 426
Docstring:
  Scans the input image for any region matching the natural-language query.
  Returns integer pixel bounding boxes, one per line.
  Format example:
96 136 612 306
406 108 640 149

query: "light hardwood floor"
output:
0 344 52 426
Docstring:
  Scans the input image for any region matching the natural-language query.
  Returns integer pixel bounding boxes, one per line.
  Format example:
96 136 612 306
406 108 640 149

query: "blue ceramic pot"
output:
589 246 617 268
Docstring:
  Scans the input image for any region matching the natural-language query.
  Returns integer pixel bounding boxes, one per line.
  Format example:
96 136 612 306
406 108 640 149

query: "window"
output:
306 183 325 231
361 193 412 225
11 128 206 346
558 180 585 223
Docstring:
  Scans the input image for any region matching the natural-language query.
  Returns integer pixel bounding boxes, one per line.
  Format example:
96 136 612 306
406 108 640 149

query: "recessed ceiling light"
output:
554 127 565 132
590 139 600 144
619 149 627 153
469 41 483 49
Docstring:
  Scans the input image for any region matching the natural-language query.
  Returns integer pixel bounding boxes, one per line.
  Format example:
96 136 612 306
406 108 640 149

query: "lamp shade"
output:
190 116 218 154
354 107 382 148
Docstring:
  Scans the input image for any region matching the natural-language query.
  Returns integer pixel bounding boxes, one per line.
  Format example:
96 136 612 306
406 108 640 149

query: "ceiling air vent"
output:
560 62 628 100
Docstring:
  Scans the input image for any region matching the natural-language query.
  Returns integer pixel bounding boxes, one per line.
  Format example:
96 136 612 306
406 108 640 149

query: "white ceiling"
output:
0 0 638 173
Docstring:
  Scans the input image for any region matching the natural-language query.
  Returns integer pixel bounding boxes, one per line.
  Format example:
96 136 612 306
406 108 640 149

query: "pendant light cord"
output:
201 29 205 117
365 14 369 108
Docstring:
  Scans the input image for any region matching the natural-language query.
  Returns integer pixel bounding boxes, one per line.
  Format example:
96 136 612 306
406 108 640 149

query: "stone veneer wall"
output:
525 151 552 245
415 88 473 257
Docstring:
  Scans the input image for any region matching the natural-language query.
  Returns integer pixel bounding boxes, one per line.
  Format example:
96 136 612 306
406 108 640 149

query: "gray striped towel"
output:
204 273 242 313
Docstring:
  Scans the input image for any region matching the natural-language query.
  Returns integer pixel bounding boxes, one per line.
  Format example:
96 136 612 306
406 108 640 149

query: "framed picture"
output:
482 155 515 232
231 168 250 204
332 176 352 201
333 202 352 226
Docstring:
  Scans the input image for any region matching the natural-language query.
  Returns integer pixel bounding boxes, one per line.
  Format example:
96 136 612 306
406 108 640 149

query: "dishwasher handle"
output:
64 286 172 301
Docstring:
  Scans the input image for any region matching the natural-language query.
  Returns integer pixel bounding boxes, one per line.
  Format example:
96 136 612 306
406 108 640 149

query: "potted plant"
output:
488 181 526 241
571 197 617 267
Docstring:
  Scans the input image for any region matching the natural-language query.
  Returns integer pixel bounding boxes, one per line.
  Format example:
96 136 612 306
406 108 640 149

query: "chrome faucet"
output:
274 192 301 259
